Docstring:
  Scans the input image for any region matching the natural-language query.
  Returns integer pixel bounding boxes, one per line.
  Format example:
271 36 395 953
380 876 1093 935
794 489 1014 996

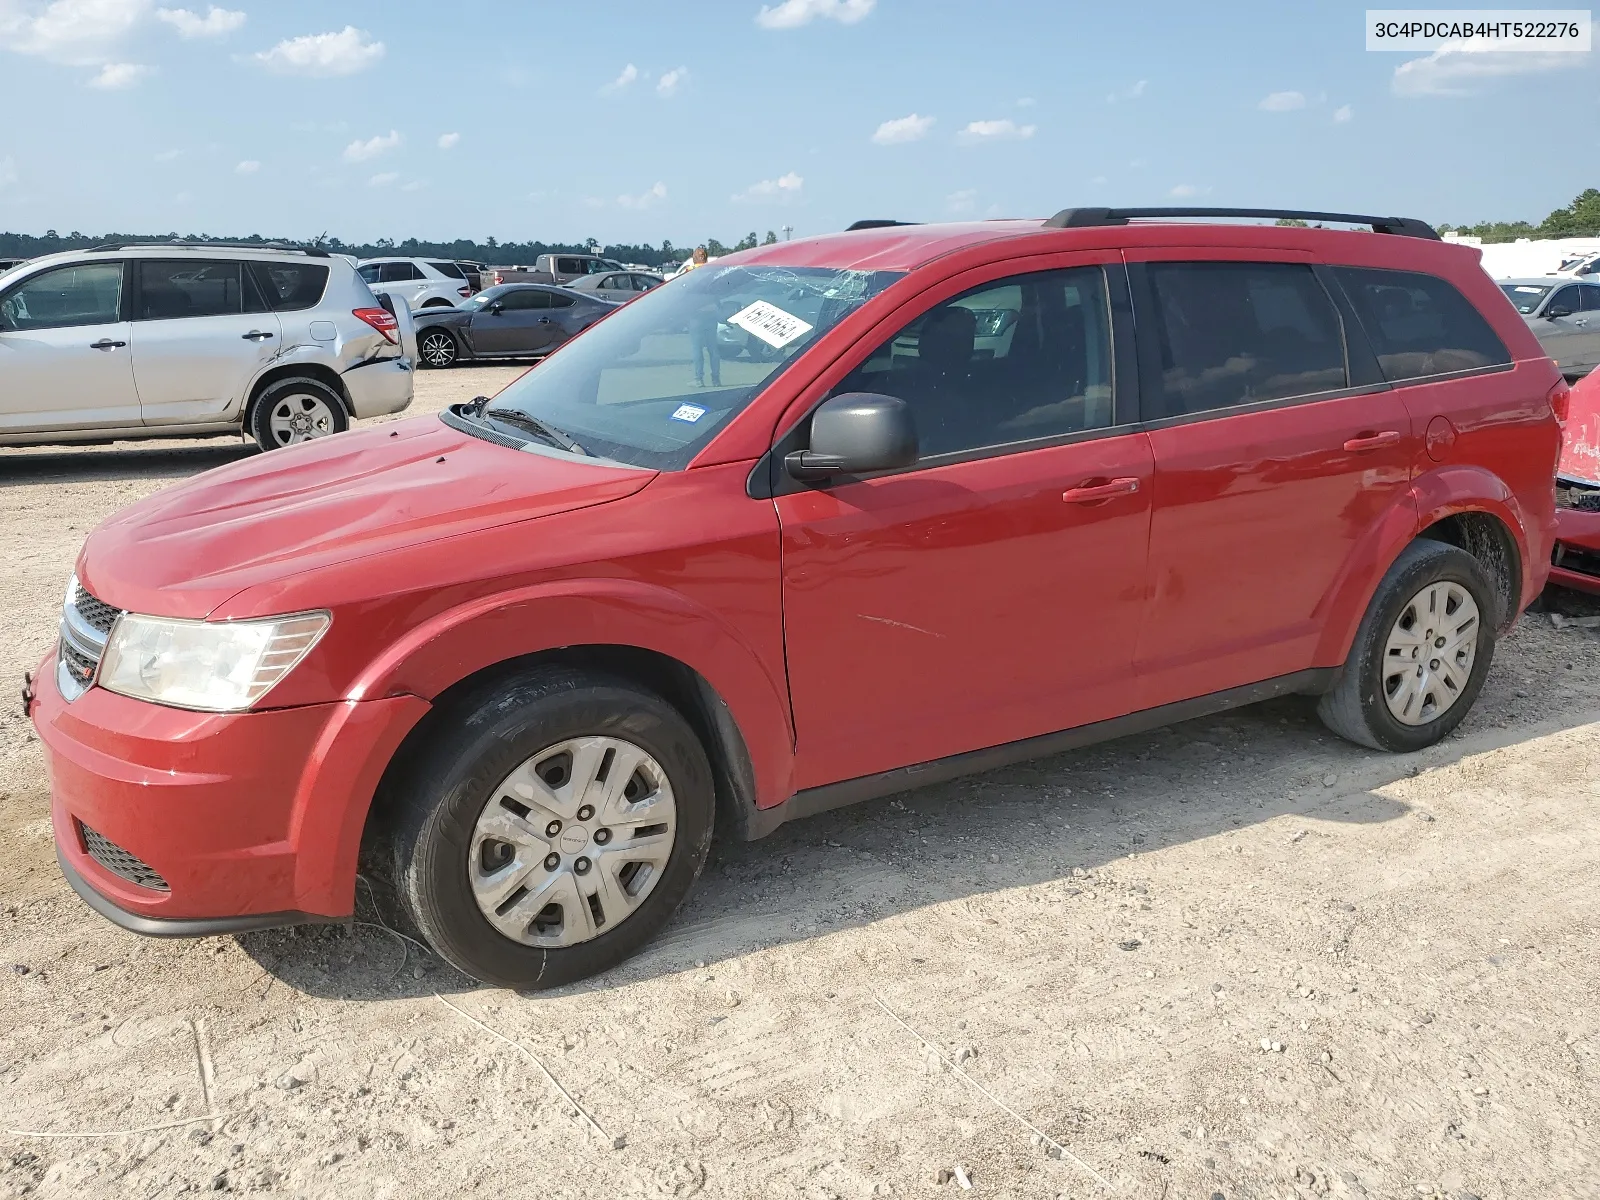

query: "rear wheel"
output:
387 668 715 989
418 329 459 368
1317 539 1497 752
248 376 348 451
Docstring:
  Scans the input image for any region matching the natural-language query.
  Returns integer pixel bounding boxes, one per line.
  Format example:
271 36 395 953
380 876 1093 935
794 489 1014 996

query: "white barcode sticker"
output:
727 300 813 349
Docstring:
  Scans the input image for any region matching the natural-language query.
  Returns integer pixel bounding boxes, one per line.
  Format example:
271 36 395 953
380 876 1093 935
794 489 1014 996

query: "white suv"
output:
357 258 472 310
0 244 416 452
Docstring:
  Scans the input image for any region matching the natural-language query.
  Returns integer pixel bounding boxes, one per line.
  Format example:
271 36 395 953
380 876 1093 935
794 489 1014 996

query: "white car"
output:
357 258 473 310
0 243 416 452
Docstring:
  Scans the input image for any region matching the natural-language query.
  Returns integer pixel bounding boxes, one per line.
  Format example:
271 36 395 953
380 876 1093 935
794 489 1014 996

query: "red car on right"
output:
1551 366 1600 594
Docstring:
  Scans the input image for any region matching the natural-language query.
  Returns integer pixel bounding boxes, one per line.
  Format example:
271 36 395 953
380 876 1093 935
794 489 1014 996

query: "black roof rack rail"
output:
845 219 920 231
1042 207 1440 241
86 241 331 257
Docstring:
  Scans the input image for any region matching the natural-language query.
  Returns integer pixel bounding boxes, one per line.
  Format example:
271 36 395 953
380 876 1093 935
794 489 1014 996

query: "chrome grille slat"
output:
57 582 123 702
80 823 170 891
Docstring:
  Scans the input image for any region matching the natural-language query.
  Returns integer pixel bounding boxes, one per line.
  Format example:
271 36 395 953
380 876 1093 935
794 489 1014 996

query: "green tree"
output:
734 230 759 251
763 230 778 245
705 237 730 256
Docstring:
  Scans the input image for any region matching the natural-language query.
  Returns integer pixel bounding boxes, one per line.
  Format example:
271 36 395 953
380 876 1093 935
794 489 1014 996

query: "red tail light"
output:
1550 379 1572 424
353 307 399 344
458 285 471 298
493 271 503 285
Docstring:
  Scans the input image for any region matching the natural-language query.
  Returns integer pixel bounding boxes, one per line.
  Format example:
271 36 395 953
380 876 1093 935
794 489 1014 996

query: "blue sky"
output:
0 0 1596 245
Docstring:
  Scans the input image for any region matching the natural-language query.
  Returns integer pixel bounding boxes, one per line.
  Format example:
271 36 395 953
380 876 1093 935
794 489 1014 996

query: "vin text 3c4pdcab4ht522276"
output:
29 207 1565 988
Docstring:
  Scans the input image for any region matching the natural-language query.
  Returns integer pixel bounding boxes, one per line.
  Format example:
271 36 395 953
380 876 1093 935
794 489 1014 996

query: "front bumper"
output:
343 357 414 420
1552 505 1600 595
31 647 429 932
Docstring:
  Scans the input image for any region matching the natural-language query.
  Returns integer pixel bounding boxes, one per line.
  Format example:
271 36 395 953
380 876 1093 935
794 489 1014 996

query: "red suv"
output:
29 207 1564 988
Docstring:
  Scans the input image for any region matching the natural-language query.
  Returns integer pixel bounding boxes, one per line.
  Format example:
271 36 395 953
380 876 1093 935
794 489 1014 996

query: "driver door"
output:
471 288 559 355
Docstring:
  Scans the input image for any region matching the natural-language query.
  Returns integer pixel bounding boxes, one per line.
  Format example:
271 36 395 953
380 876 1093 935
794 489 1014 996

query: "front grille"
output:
80 823 170 892
59 638 97 689
71 585 121 635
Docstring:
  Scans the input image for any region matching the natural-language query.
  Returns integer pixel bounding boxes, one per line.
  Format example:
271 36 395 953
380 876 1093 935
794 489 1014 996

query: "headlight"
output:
97 611 331 713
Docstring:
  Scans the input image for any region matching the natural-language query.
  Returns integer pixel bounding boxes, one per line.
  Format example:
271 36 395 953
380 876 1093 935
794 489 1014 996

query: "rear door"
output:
1128 253 1416 707
379 261 426 307
128 259 282 426
777 255 1155 787
0 260 141 433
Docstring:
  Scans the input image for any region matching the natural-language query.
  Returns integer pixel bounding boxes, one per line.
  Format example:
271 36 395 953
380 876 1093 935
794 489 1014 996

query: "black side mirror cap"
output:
1546 305 1573 319
785 392 918 482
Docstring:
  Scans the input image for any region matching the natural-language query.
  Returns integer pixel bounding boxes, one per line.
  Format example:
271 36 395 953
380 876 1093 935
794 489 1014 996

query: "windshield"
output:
1500 283 1551 314
474 263 901 469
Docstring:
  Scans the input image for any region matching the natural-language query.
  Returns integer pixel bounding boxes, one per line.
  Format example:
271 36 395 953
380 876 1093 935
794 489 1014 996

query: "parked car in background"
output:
32 206 1562 990
563 270 663 304
1550 366 1600 593
0 243 413 451
412 283 615 367
357 258 471 310
0 258 28 275
1499 276 1600 378
456 260 489 293
491 253 626 287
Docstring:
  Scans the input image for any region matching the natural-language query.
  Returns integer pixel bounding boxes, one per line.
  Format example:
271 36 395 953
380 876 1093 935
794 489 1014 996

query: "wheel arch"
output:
1416 509 1522 632
245 362 355 423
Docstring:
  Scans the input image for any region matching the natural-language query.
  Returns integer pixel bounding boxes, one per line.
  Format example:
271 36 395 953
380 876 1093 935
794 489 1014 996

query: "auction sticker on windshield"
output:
727 300 814 349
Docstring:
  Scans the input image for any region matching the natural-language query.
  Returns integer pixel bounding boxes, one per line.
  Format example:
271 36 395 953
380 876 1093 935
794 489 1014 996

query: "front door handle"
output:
1344 430 1403 452
536 317 553 324
242 329 275 341
1063 477 1141 504
89 339 126 350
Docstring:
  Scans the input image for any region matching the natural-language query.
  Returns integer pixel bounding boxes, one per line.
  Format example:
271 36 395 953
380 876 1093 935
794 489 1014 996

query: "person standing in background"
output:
684 246 720 386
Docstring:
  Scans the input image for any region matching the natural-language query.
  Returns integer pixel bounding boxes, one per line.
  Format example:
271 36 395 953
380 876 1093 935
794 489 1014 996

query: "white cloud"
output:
946 188 977 214
1106 78 1147 103
234 159 259 174
156 6 244 37
88 60 151 87
400 179 427 193
154 147 182 162
756 0 873 29
0 0 149 65
253 26 384 76
872 113 934 144
1333 103 1353 123
617 181 667 209
0 157 17 190
733 170 804 202
959 119 1036 143
343 129 401 162
1391 44 1584 97
437 131 460 150
657 66 687 96
602 62 637 93
1169 183 1211 198
1259 90 1306 112
368 171 399 187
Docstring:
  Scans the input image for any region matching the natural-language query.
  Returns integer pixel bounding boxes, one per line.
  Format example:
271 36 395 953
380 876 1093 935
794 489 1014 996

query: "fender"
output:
1410 463 1535 612
347 576 798 810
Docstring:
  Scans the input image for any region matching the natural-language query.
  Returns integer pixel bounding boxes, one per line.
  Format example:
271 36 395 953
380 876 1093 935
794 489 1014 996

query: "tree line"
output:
0 229 786 267
1438 188 1600 242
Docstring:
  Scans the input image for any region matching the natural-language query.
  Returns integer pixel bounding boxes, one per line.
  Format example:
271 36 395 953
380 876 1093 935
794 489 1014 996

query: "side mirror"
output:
486 301 504 314
785 392 918 481
1546 304 1574 319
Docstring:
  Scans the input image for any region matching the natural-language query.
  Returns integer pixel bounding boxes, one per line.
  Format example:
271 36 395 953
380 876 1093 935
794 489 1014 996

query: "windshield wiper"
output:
481 407 589 456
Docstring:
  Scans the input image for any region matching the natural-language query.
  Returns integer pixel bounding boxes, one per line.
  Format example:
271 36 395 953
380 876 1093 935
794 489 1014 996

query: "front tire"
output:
418 329 459 369
248 376 349 451
1317 539 1497 752
387 669 715 990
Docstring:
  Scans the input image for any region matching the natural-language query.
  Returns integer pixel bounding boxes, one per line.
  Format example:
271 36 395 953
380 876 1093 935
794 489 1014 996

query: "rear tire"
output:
386 668 715 990
1317 539 1497 752
418 329 459 369
248 376 349 451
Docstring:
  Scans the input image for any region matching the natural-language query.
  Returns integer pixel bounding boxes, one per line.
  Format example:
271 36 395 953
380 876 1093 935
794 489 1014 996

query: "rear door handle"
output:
89 339 126 350
1343 430 1403 452
1063 477 1141 504
242 330 275 341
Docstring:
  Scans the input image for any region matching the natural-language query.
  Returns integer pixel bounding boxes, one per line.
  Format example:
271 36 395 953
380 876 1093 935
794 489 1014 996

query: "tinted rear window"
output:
1335 267 1510 382
248 262 330 312
428 261 466 279
135 260 248 320
1144 261 1348 418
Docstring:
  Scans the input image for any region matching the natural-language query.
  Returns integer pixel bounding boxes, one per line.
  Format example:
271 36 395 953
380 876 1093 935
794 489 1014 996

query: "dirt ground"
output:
1 368 1596 1200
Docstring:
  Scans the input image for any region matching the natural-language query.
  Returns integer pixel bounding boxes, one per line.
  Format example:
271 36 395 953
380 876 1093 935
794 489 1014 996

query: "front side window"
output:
831 266 1114 458
0 262 124 331
135 260 245 320
476 264 901 469
1337 267 1511 381
1545 285 1581 316
1145 262 1347 418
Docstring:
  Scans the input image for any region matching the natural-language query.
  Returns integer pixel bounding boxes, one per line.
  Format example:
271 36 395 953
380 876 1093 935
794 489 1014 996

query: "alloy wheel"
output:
266 393 339 446
420 331 457 367
1381 580 1480 725
467 735 678 948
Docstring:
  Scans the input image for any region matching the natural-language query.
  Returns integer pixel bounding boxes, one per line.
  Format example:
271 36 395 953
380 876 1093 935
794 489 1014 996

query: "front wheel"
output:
418 329 459 368
248 376 349 451
1317 539 1497 752
387 669 715 989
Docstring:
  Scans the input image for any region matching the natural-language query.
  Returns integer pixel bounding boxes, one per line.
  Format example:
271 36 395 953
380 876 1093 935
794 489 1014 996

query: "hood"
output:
78 416 655 619
414 307 470 325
